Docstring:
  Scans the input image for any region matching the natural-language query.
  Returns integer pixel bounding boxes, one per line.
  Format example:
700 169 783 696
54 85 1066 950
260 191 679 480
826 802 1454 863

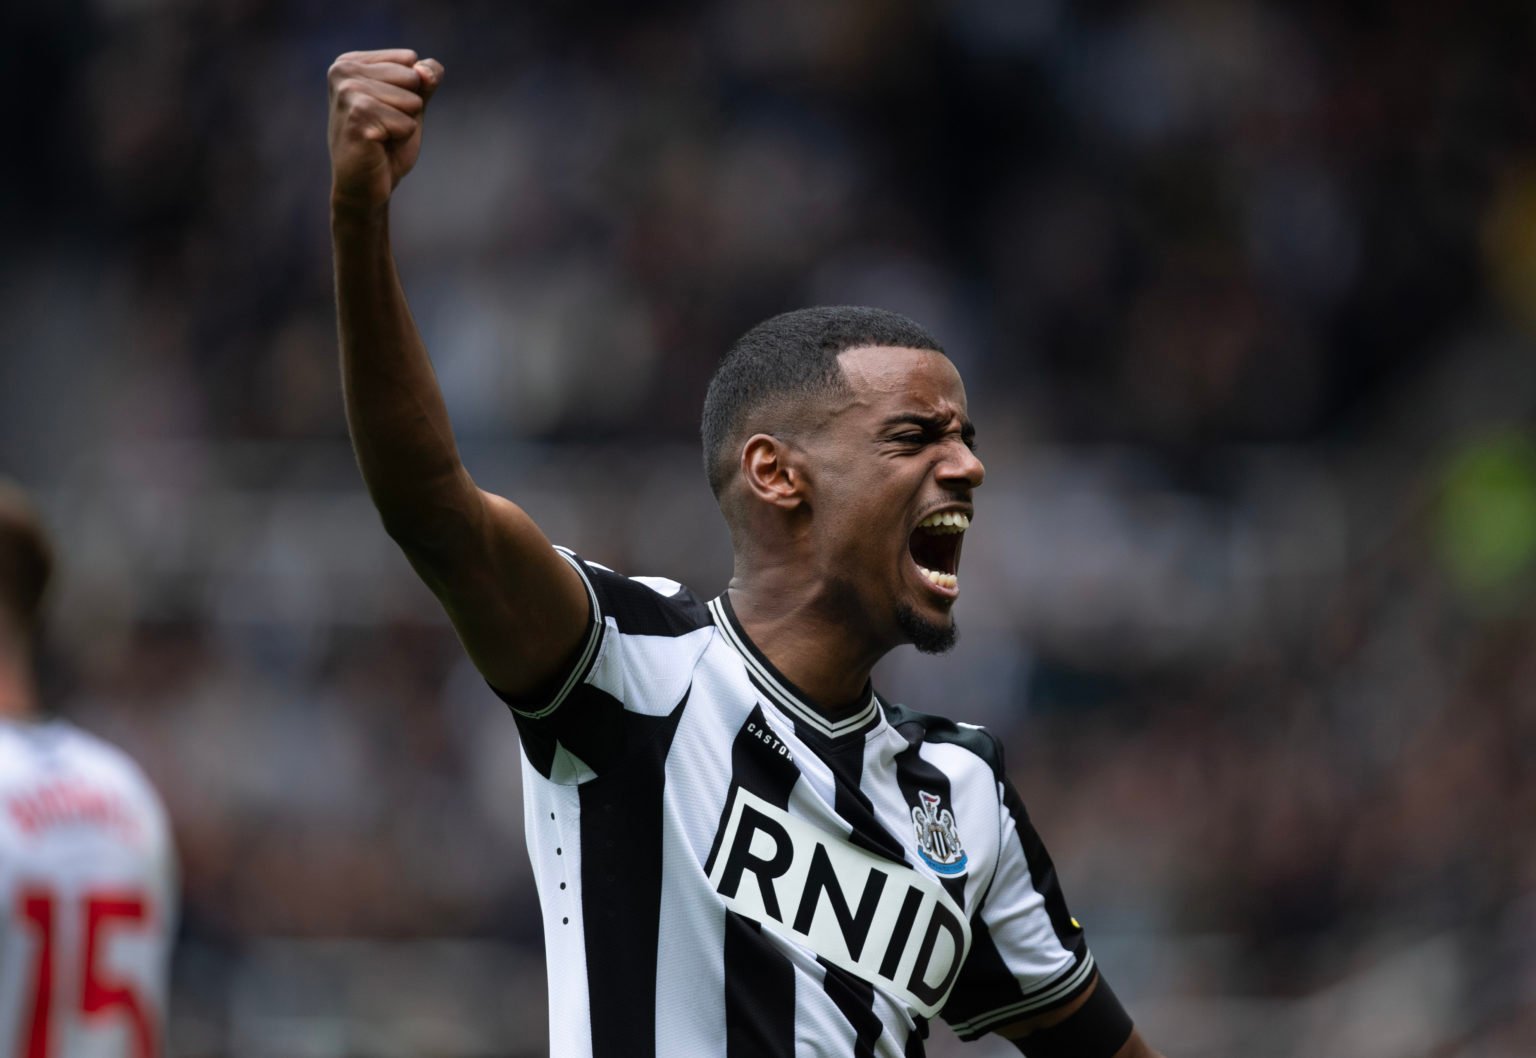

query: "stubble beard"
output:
824 574 958 655
896 602 958 655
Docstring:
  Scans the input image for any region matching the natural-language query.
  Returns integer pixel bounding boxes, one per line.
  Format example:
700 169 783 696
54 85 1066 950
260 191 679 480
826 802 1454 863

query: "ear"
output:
739 433 806 510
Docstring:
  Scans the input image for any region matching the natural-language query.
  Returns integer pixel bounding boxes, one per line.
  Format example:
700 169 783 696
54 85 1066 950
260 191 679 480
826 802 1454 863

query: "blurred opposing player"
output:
0 483 177 1058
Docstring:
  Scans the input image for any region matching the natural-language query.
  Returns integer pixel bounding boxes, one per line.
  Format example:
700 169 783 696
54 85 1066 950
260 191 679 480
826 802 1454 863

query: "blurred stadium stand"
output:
4 0 1536 1054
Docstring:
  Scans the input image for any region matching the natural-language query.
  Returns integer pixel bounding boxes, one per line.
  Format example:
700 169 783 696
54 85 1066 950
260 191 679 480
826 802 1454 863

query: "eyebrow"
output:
881 412 976 443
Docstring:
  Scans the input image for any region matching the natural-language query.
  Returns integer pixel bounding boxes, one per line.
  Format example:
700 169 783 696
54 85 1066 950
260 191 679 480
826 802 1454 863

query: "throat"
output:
725 585 886 714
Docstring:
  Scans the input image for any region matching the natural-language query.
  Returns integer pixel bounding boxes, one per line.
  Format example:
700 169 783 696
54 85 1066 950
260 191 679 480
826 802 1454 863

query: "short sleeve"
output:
941 770 1096 1040
492 549 714 785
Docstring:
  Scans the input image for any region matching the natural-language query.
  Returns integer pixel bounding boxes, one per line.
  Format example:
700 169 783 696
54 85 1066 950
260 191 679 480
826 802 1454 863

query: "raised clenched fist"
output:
327 49 444 212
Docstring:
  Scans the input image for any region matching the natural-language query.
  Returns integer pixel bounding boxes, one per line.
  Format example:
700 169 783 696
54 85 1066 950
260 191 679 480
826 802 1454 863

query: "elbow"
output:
373 486 484 561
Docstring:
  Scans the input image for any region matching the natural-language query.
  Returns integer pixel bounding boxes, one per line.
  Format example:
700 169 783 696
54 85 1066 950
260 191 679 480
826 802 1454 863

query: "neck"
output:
0 643 39 721
725 575 889 718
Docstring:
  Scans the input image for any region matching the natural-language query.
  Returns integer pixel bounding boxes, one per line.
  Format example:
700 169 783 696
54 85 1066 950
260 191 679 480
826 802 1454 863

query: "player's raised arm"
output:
328 49 589 698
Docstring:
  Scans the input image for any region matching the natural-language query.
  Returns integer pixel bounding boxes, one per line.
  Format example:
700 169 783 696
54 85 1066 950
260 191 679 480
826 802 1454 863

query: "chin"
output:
896 603 958 655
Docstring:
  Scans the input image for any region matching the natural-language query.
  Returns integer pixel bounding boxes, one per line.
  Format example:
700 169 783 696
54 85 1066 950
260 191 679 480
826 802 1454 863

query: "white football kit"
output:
0 719 177 1058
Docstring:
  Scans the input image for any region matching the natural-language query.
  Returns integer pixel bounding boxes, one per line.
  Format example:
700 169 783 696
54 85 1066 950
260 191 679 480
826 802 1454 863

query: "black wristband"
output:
1013 973 1134 1058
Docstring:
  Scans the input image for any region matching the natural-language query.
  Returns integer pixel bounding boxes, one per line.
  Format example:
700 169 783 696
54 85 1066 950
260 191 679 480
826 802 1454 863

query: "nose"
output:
938 442 985 490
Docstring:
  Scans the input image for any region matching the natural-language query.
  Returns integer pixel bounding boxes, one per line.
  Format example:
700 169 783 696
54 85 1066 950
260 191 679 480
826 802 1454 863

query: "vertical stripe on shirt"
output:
814 737 902 1054
580 692 689 1058
716 705 801 1058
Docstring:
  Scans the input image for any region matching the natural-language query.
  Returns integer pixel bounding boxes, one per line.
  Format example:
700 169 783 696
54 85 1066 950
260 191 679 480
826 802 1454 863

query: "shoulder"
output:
879 700 1007 783
0 719 171 847
37 720 167 812
561 548 714 638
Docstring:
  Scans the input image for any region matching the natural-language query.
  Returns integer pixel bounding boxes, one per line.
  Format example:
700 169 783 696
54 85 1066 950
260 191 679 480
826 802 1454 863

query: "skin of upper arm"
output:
397 487 592 697
995 977 1164 1058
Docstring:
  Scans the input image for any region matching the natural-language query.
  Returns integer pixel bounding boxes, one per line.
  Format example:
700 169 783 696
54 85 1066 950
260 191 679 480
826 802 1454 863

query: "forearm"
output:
332 202 476 547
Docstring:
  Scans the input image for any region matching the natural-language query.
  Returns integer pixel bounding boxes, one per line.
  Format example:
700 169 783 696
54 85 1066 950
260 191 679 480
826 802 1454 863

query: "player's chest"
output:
684 706 996 1017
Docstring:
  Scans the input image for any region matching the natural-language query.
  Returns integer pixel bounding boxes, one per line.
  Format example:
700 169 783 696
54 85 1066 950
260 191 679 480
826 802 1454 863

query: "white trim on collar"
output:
707 596 880 740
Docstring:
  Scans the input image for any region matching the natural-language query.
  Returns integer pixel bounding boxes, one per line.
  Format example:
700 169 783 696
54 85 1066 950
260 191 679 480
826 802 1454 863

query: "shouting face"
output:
799 345 985 654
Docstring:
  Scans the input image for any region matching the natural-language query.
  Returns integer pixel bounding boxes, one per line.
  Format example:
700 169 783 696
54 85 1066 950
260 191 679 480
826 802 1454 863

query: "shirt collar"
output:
707 593 883 742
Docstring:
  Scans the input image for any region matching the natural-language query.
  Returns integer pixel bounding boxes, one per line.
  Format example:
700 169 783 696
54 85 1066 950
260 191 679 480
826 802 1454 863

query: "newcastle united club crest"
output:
911 790 968 875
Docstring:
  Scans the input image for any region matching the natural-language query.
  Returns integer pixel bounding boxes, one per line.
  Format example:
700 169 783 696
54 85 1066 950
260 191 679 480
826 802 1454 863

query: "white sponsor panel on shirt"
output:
707 788 971 1018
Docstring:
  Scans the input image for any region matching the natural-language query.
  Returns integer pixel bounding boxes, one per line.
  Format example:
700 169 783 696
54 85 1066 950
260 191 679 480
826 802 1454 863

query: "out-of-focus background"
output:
4 1 1536 1055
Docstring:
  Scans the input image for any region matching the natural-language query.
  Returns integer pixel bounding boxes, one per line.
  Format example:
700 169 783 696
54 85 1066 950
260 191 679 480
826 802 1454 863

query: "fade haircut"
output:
0 482 54 639
701 306 944 497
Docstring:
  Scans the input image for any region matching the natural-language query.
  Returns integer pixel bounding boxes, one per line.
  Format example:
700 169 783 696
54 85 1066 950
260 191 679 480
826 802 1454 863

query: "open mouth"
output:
908 511 969 592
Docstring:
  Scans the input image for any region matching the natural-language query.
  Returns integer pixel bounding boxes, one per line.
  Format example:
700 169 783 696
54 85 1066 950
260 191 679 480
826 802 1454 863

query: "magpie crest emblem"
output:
911 790 968 875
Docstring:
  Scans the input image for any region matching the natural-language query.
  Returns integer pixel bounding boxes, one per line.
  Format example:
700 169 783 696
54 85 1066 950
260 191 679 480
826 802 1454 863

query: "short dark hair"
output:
701 306 944 496
0 482 54 638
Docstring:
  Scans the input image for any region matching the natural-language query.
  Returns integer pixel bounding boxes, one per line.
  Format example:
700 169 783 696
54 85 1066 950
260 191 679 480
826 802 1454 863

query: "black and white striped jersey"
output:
502 550 1095 1057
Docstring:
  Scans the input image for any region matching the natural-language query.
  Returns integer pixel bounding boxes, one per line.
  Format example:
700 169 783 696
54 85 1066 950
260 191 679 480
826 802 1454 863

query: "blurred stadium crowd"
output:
5 0 1536 1055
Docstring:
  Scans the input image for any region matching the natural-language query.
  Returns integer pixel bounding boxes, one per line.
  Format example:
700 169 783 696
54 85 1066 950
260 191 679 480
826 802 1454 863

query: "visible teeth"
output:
917 566 958 590
916 511 970 533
